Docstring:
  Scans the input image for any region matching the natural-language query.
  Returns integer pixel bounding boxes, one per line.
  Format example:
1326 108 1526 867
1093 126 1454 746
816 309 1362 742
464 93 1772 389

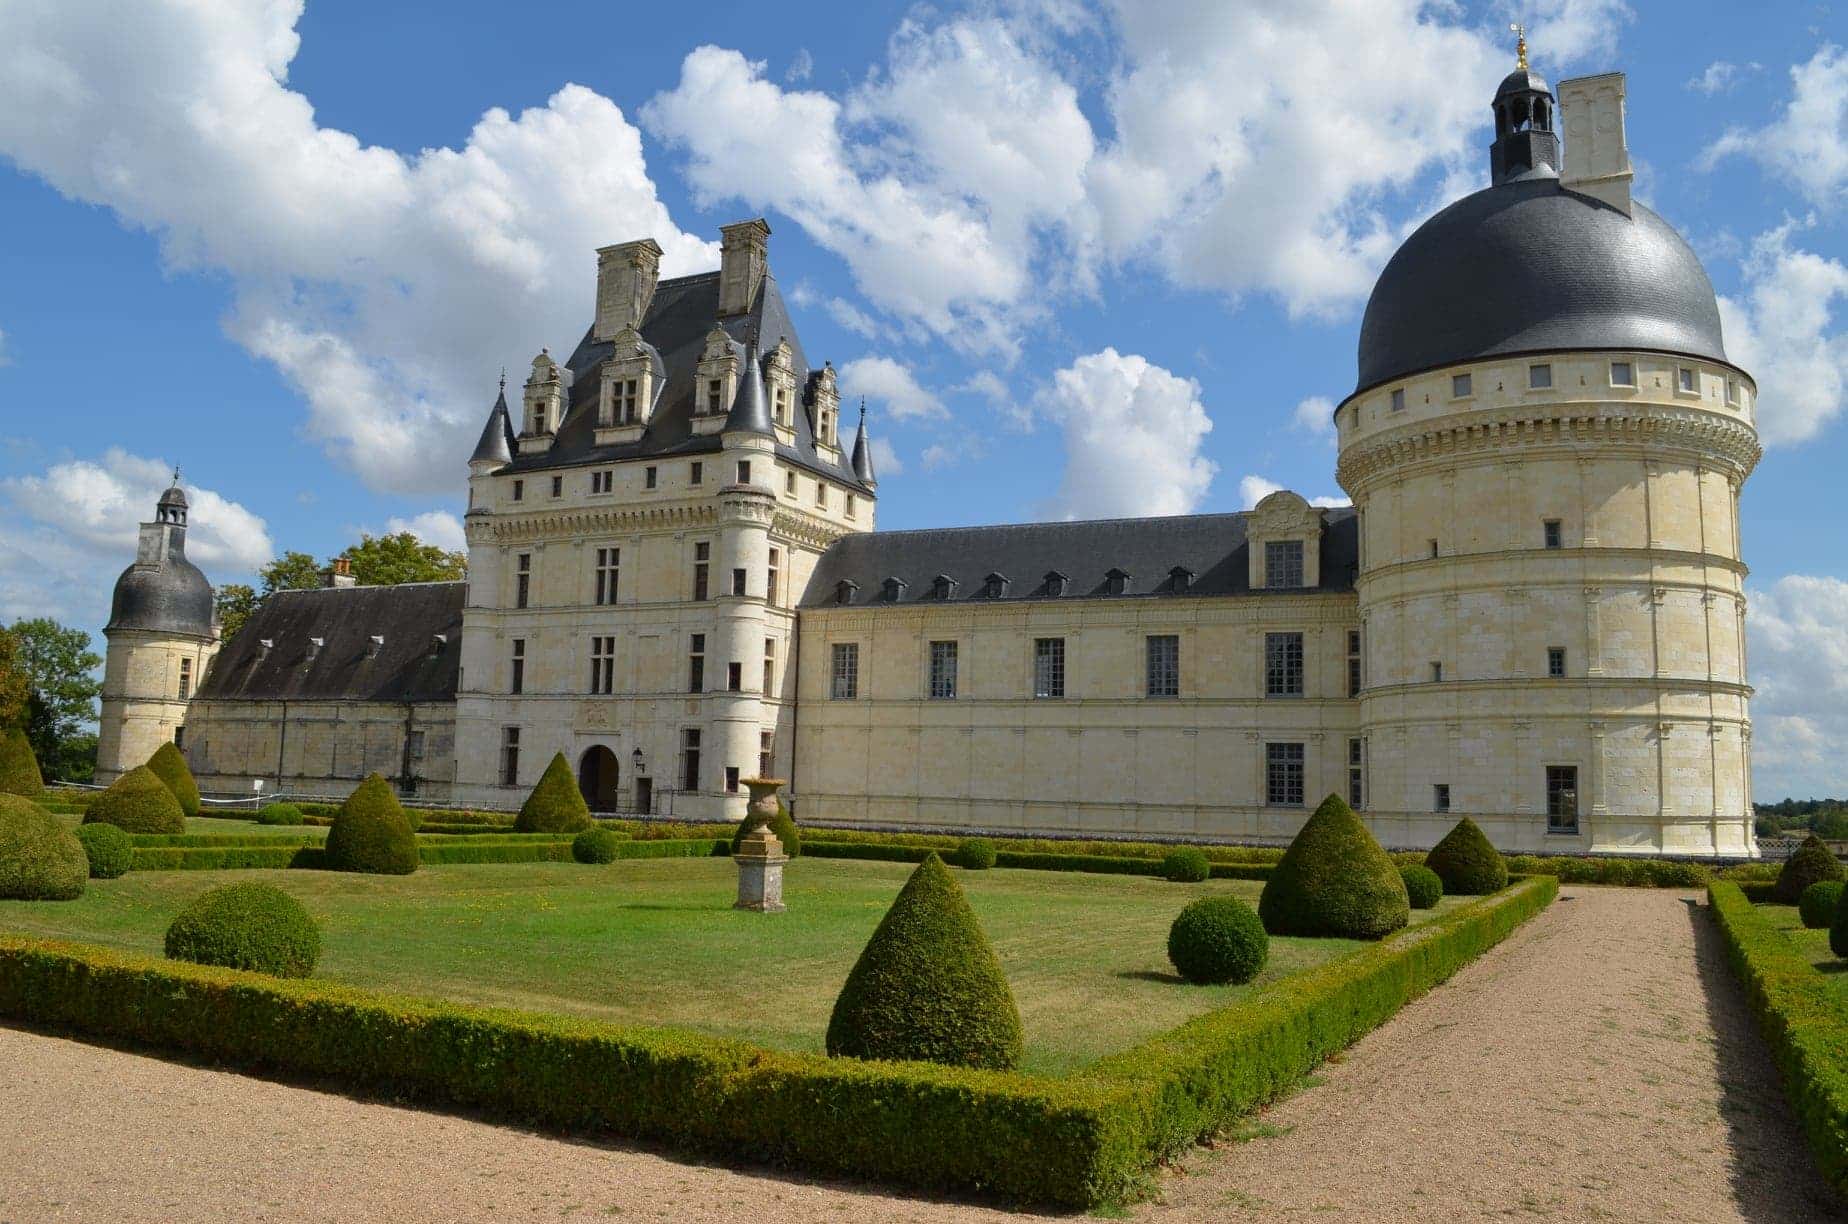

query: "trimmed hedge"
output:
1505 855 1711 887
1801 882 1846 930
952 838 997 870
164 882 320 977
1259 794 1409 939
1167 896 1267 985
84 765 185 834
257 802 305 826
0 794 87 899
74 822 133 879
1709 880 1848 1194
1777 836 1844 905
1161 848 1211 883
146 742 201 818
0 726 44 797
1424 817 1508 895
327 774 419 875
517 753 594 833
1400 864 1443 910
129 837 721 872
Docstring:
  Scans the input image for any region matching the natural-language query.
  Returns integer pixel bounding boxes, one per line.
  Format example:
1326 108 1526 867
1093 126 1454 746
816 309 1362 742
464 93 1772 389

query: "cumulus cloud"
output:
786 47 814 83
382 510 468 554
1748 575 1848 798
1037 349 1215 520
0 449 272 629
1686 60 1758 95
1290 395 1337 444
960 369 1032 431
1717 221 1848 446
1237 473 1349 510
1701 45 1848 209
838 355 944 421
868 437 903 478
0 0 714 494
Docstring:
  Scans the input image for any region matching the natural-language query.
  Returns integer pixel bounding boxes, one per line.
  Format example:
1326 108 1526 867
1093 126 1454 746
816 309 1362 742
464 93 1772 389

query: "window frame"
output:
1547 646 1566 678
509 638 525 695
1265 741 1305 807
1546 765 1580 833
1265 539 1305 589
688 633 706 694
1528 363 1552 389
1609 360 1635 387
1145 634 1180 699
1450 372 1473 398
1033 637 1066 699
1264 631 1305 698
927 639 959 700
830 642 860 700
1543 519 1563 549
1433 783 1451 813
500 726 521 787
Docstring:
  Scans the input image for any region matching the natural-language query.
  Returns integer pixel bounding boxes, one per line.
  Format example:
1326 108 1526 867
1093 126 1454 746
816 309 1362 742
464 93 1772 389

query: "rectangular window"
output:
690 461 703 486
512 479 524 502
177 657 193 700
1678 366 1696 393
831 642 859 699
785 471 797 497
1451 372 1472 398
1348 737 1366 809
1265 632 1305 697
1390 388 1405 412
1265 540 1305 589
928 640 958 699
763 638 776 697
1547 646 1566 678
693 542 709 601
515 553 531 609
1429 538 1440 558
774 386 788 426
174 725 185 749
725 765 740 793
706 379 722 415
1726 378 1740 405
816 482 828 509
727 661 742 693
500 727 520 786
510 639 525 695
589 635 615 694
1033 637 1065 699
619 378 639 423
688 633 706 693
1529 363 1552 389
737 460 751 484
731 567 747 598
408 730 425 758
846 493 857 519
1347 629 1363 698
681 728 701 792
767 549 781 605
1433 783 1451 813
550 475 562 498
1610 360 1635 387
1543 519 1562 549
644 466 658 489
759 730 774 778
1146 634 1180 698
1266 742 1305 807
594 547 620 606
1431 661 1443 683
590 470 613 494
1547 766 1580 833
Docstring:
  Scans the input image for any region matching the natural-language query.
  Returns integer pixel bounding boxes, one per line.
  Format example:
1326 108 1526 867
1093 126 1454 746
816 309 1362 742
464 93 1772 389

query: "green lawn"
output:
1765 903 1848 988
0 857 1465 1075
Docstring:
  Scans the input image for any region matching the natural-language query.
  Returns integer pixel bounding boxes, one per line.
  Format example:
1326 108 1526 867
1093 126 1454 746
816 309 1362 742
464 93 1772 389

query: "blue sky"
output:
1 1 1845 798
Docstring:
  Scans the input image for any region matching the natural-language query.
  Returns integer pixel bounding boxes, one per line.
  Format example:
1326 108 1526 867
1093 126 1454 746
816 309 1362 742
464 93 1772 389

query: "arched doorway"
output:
577 745 620 812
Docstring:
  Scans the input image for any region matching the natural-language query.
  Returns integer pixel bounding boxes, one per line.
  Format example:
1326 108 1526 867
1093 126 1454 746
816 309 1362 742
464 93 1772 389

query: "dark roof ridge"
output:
841 509 1268 542
271 580 468 596
654 269 720 289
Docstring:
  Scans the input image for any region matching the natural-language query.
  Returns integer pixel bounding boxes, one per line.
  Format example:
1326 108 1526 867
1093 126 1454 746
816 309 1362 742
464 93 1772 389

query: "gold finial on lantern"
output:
1510 22 1528 70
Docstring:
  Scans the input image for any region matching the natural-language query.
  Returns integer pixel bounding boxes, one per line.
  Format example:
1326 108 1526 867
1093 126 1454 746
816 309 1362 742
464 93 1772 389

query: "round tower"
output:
96 476 219 783
1337 62 1760 858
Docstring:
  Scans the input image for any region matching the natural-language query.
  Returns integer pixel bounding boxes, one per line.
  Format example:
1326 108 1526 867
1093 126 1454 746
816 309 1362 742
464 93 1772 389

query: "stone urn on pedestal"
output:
734 777 788 913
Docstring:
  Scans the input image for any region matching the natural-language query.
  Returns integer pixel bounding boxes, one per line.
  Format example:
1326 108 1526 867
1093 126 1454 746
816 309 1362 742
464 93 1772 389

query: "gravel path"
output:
0 888 1838 1222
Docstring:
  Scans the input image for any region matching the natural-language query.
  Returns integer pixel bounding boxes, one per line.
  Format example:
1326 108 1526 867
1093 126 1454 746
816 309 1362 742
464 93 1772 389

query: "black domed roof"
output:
107 555 214 636
1355 177 1730 394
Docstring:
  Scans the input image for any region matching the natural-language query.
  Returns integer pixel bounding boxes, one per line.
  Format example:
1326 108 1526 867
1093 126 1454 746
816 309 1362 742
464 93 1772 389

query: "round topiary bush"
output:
164 882 320 977
73 821 133 879
826 853 1023 1070
952 837 997 870
83 764 185 834
0 726 44 798
1424 817 1508 895
1162 847 1212 883
730 805 800 858
1800 880 1845 930
573 826 624 864
515 752 593 833
1777 835 1844 905
256 802 304 826
146 741 200 818
0 794 87 899
1167 895 1268 985
1400 863 1443 910
325 773 418 875
1259 793 1409 939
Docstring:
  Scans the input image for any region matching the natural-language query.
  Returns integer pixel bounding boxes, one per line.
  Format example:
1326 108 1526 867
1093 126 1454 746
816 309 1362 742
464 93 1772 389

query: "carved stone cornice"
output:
773 509 856 551
486 502 719 542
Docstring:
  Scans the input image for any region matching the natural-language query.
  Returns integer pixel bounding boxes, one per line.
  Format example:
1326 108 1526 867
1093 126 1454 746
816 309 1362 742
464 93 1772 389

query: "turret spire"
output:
468 380 516 469
850 397 877 490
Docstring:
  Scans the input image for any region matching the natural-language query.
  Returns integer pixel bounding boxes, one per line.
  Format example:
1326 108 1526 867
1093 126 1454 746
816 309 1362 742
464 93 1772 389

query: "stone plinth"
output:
734 824 788 913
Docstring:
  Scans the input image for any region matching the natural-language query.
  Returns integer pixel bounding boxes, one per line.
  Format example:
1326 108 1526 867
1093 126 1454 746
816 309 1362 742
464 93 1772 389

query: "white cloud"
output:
786 47 814 83
960 369 1032 431
1747 574 1848 798
1237 473 1348 510
824 297 880 339
920 444 954 471
382 510 467 554
1717 221 1848 445
0 449 272 630
0 1 714 494
869 437 903 478
1686 60 1758 95
838 355 944 421
1290 395 1337 444
0 327 11 367
1037 349 1215 520
1701 45 1848 208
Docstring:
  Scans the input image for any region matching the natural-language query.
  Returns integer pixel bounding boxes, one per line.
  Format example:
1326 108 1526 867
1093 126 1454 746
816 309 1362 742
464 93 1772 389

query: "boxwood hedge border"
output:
129 838 721 872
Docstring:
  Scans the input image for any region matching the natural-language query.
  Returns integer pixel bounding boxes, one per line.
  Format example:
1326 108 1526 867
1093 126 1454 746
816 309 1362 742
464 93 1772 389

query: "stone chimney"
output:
718 218 771 316
594 238 664 341
1558 72 1633 216
322 556 357 589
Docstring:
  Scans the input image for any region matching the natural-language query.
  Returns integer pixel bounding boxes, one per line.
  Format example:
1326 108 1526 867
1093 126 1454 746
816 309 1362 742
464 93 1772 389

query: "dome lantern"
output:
1490 26 1559 184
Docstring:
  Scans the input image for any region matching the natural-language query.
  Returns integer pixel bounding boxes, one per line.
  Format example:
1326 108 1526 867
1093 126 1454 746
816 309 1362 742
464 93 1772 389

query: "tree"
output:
343 532 466 586
259 551 322 595
215 583 258 642
8 619 103 774
0 628 30 732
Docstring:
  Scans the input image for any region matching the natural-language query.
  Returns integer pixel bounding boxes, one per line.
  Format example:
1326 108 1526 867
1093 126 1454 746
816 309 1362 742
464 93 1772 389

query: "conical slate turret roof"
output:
469 385 516 467
724 342 774 435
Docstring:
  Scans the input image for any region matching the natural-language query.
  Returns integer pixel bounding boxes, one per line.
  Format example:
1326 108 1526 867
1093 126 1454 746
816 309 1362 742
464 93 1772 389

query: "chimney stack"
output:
594 238 664 341
718 218 771 316
322 556 357 589
1558 73 1633 215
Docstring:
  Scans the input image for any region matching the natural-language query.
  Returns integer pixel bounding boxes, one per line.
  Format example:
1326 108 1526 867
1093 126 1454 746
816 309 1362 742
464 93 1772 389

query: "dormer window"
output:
834 579 859 605
764 339 797 436
773 384 789 427
929 574 958 601
982 572 1009 599
617 379 639 424
306 636 324 663
694 327 739 422
706 379 723 415
429 634 448 656
1104 568 1131 596
880 576 907 603
1169 566 1194 594
1043 570 1068 597
257 638 274 662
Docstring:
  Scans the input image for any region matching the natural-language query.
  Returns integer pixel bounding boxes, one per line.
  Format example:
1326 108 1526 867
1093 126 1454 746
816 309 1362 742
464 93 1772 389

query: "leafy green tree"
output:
259 551 322 595
343 532 466 586
215 583 258 642
8 618 102 773
0 628 30 731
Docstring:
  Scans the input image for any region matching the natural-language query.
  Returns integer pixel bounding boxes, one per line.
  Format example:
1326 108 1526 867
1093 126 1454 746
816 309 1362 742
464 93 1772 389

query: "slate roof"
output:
497 271 871 494
469 386 515 466
802 510 1358 607
195 582 464 703
106 549 214 636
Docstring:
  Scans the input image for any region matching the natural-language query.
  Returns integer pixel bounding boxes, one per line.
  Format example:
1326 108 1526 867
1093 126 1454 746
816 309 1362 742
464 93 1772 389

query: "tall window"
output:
644 465 657 489
550 475 562 498
1265 632 1305 697
177 657 193 700
727 661 742 692
1390 388 1405 412
763 638 777 697
731 567 747 597
681 728 701 792
1146 635 1180 698
589 636 615 694
591 469 613 494
928 640 958 699
509 639 525 695
690 461 703 486
737 460 751 484
831 642 859 699
1348 737 1366 809
1266 540 1305 589
688 634 705 693
706 378 722 414
1433 783 1451 813
1430 661 1444 683
1543 519 1562 549
846 493 857 519
1347 629 1363 698
1678 366 1696 393
512 479 524 502
1266 742 1305 806
594 547 619 606
759 730 774 778
1547 647 1566 678
785 471 797 497
617 378 638 423
1033 637 1065 699
500 727 521 786
767 549 781 605
816 482 828 509
515 553 531 609
174 725 186 749
693 542 710 601
725 766 740 793
1547 766 1580 833
773 385 788 426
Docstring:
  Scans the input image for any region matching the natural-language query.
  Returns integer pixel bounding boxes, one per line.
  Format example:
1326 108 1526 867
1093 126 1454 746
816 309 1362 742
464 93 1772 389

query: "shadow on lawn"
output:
1113 968 1186 986
1683 899 1846 1223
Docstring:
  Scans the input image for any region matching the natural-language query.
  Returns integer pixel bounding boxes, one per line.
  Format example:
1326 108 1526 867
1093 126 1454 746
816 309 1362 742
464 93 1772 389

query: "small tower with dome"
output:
96 473 220 783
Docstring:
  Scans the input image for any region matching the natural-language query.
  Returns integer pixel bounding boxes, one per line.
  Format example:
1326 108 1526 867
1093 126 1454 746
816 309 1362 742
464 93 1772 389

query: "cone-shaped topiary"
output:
730 804 801 857
515 752 593 833
0 726 44 797
146 741 200 818
164 882 320 977
1424 817 1508 895
951 837 996 870
83 765 184 834
74 821 133 879
1777 835 1844 904
573 826 624 863
1400 863 1443 910
1168 895 1268 984
1161 847 1211 883
1800 880 1845 930
826 853 1023 1070
0 794 87 899
326 773 418 874
1259 793 1409 939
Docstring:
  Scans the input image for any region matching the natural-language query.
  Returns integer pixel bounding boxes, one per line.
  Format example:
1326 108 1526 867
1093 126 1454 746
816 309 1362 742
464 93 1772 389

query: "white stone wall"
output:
179 697 456 801
96 628 218 784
